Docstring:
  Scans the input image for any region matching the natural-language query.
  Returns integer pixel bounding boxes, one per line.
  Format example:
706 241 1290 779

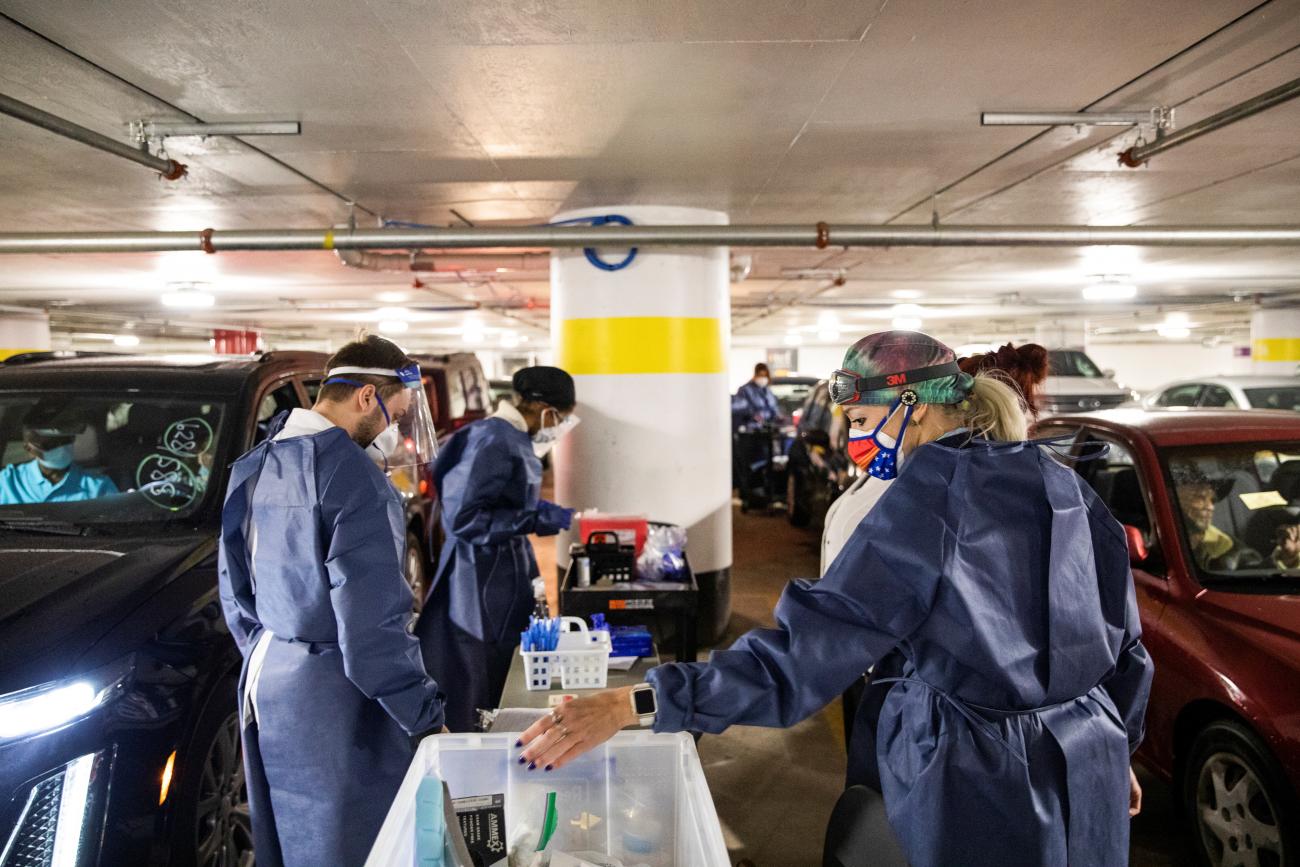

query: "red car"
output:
1038 409 1300 866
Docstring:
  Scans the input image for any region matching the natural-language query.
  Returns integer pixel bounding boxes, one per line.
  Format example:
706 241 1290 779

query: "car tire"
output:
405 531 429 615
1182 719 1298 867
170 676 254 867
788 472 811 528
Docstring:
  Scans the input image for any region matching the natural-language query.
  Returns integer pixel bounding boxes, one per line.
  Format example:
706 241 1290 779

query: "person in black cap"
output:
414 366 578 730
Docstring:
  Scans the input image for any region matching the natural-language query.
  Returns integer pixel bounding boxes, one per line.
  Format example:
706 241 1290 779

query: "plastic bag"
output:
636 525 688 582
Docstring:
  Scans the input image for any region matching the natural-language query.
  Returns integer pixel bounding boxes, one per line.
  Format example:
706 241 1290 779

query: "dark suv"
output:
0 351 435 867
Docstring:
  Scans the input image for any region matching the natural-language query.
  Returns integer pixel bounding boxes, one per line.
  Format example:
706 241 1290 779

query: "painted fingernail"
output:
515 739 523 748
528 761 537 771
544 765 553 772
517 756 527 765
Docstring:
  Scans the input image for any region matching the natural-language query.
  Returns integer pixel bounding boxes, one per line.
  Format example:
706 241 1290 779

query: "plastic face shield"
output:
325 364 439 470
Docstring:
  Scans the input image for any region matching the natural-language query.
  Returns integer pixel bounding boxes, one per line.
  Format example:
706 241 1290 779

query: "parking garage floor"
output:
542 500 1198 865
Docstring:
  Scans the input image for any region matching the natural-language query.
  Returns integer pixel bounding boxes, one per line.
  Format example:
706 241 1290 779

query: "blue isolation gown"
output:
731 380 781 428
648 436 1154 867
415 413 571 731
218 420 445 867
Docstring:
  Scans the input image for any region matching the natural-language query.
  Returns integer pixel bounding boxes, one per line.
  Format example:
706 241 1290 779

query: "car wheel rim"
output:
196 714 255 867
1195 751 1285 867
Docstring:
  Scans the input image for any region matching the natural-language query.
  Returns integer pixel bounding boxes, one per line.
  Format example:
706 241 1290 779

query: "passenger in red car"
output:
1272 522 1300 570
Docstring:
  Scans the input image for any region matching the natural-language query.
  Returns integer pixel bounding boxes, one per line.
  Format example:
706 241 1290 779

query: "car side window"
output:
253 382 303 444
302 379 321 404
447 369 467 419
1200 385 1237 408
1077 435 1153 538
461 368 486 413
1158 384 1204 407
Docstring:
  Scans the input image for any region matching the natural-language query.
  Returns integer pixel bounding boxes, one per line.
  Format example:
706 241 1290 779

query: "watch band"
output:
630 684 657 728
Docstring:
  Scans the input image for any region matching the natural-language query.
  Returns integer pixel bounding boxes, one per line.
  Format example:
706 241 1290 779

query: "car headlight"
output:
0 657 132 744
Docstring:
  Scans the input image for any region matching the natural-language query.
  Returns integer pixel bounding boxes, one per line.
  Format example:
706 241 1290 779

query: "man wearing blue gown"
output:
218 336 446 867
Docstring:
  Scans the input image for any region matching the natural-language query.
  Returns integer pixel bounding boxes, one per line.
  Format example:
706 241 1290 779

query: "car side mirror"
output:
1124 525 1149 566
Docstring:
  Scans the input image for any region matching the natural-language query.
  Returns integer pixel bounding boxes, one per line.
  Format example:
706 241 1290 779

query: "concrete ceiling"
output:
1 0 1299 354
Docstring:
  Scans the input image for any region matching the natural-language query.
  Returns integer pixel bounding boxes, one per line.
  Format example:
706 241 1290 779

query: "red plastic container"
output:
577 514 649 557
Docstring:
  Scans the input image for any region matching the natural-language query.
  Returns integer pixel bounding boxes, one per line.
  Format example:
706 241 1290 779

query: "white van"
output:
1039 349 1136 413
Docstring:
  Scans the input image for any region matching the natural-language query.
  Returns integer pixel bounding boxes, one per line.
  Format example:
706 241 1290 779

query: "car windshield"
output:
1244 386 1300 411
1165 442 1300 585
771 379 816 417
1048 350 1104 379
0 393 226 529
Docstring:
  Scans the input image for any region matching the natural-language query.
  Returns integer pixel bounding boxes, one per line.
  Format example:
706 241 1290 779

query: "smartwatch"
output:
630 684 658 728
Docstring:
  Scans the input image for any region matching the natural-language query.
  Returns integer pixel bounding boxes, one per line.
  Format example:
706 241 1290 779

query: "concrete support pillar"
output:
1252 308 1300 374
551 206 733 643
0 308 52 360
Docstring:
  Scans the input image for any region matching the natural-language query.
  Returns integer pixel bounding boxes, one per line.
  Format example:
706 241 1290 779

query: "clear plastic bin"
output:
364 732 729 867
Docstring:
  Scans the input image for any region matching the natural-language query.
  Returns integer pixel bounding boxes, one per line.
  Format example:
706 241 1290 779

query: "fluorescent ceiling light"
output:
892 317 924 331
1164 311 1190 326
377 319 409 335
818 329 842 343
1082 280 1137 301
113 334 141 348
1157 324 1191 339
160 286 215 308
463 327 486 345
784 332 803 346
891 290 923 300
376 291 410 303
891 304 925 317
375 306 410 320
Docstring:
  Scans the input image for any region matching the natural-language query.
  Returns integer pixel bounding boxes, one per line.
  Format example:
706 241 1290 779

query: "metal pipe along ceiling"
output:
1119 75 1300 167
0 92 187 180
3 224 1300 255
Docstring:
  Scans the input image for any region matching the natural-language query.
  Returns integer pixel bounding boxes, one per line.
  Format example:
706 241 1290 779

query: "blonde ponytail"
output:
958 372 1029 442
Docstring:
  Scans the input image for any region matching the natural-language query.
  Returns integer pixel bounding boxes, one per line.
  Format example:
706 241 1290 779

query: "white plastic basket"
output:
520 617 612 691
364 732 730 867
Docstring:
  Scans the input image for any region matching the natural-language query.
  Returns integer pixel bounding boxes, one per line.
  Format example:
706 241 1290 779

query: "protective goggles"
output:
324 364 439 470
829 361 960 406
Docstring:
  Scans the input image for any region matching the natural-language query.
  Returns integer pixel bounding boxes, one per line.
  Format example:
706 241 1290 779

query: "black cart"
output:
559 528 699 664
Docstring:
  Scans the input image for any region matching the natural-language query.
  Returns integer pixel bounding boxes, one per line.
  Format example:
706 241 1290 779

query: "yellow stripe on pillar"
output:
558 317 725 375
0 348 46 361
1253 338 1300 363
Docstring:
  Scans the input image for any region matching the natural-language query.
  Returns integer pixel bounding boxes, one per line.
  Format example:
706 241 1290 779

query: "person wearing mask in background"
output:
218 335 446 867
0 410 118 504
825 341 1050 791
518 330 1153 867
731 362 781 428
417 366 578 731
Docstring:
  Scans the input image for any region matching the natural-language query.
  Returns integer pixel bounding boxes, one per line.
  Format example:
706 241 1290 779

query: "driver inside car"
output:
1176 476 1258 570
0 410 119 505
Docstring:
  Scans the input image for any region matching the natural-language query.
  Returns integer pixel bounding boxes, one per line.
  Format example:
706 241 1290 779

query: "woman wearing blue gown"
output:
519 331 1154 867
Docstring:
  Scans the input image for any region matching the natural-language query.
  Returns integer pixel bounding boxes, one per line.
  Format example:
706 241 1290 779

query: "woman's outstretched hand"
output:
516 686 637 772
